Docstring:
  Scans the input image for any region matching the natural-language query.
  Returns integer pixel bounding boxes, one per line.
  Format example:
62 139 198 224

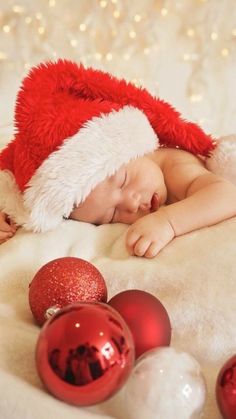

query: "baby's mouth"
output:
150 193 159 212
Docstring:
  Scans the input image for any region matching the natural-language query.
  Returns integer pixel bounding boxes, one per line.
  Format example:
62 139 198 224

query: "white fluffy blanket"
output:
0 215 236 419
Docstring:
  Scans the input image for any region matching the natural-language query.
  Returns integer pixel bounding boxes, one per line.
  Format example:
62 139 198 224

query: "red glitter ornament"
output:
29 257 107 325
108 289 171 359
36 302 135 406
216 354 236 419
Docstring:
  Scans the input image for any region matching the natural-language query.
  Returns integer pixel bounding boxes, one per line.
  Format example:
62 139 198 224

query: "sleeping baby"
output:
0 60 236 257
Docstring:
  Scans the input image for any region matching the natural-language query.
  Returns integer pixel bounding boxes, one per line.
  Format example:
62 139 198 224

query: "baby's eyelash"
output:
121 171 127 188
110 170 126 223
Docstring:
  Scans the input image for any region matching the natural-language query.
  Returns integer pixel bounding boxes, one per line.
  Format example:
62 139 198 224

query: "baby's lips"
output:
151 193 159 212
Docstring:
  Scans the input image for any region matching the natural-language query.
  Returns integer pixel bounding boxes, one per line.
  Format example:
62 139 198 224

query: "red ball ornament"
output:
36 302 135 406
108 289 171 359
216 354 236 419
29 257 107 325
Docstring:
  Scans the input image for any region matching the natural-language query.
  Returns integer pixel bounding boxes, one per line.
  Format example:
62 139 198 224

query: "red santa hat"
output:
0 59 217 232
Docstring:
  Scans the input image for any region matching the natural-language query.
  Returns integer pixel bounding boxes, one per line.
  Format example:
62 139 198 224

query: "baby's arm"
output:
163 154 236 236
164 175 236 237
0 212 17 244
126 150 236 258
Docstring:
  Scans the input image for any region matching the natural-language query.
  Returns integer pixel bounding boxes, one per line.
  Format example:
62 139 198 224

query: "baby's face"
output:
70 155 167 225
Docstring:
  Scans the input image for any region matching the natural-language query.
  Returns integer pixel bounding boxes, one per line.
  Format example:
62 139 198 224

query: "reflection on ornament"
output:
124 347 206 419
36 302 135 406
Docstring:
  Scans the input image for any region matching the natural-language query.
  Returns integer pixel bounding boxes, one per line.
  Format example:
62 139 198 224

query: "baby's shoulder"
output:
156 147 208 201
158 147 205 168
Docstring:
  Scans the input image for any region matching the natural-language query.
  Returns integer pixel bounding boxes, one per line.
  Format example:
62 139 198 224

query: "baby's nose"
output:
122 190 140 213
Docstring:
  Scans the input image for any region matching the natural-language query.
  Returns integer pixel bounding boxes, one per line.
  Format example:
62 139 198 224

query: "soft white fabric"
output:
0 217 235 419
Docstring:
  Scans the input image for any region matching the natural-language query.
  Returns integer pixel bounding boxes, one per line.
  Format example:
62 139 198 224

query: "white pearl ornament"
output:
124 347 206 419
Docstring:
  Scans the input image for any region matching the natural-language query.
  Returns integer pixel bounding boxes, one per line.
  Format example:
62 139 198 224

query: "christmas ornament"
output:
108 289 171 359
216 354 236 419
124 347 206 419
36 302 134 406
0 59 215 233
29 257 107 325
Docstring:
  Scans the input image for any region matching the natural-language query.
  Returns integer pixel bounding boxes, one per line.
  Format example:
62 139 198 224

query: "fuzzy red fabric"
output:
0 59 215 192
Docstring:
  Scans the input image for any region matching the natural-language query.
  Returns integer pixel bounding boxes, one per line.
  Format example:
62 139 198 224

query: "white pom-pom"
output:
205 135 236 185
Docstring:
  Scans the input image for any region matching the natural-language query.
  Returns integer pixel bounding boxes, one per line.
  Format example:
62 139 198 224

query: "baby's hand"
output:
126 209 175 258
0 212 17 244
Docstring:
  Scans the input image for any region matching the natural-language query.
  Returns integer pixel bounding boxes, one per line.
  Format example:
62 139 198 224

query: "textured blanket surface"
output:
0 216 236 419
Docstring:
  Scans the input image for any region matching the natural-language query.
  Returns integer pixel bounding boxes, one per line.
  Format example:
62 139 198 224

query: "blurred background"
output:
0 0 235 145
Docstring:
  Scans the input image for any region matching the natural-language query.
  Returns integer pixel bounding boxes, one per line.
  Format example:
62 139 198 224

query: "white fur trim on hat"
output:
205 135 236 186
23 106 158 232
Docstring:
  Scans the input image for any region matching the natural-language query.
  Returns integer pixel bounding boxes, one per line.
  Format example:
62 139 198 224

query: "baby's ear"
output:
205 135 236 186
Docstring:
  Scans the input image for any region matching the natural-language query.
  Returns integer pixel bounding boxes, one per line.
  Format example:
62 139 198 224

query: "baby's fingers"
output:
133 237 152 257
126 229 140 254
9 218 17 231
144 242 162 259
126 228 151 257
0 213 16 233
0 231 14 242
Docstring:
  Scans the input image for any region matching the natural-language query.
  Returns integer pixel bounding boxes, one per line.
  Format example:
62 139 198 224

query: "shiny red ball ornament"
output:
216 354 236 419
108 289 171 359
29 257 107 325
36 302 135 406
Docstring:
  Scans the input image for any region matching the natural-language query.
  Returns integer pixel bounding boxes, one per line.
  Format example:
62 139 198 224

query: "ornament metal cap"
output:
45 305 61 320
